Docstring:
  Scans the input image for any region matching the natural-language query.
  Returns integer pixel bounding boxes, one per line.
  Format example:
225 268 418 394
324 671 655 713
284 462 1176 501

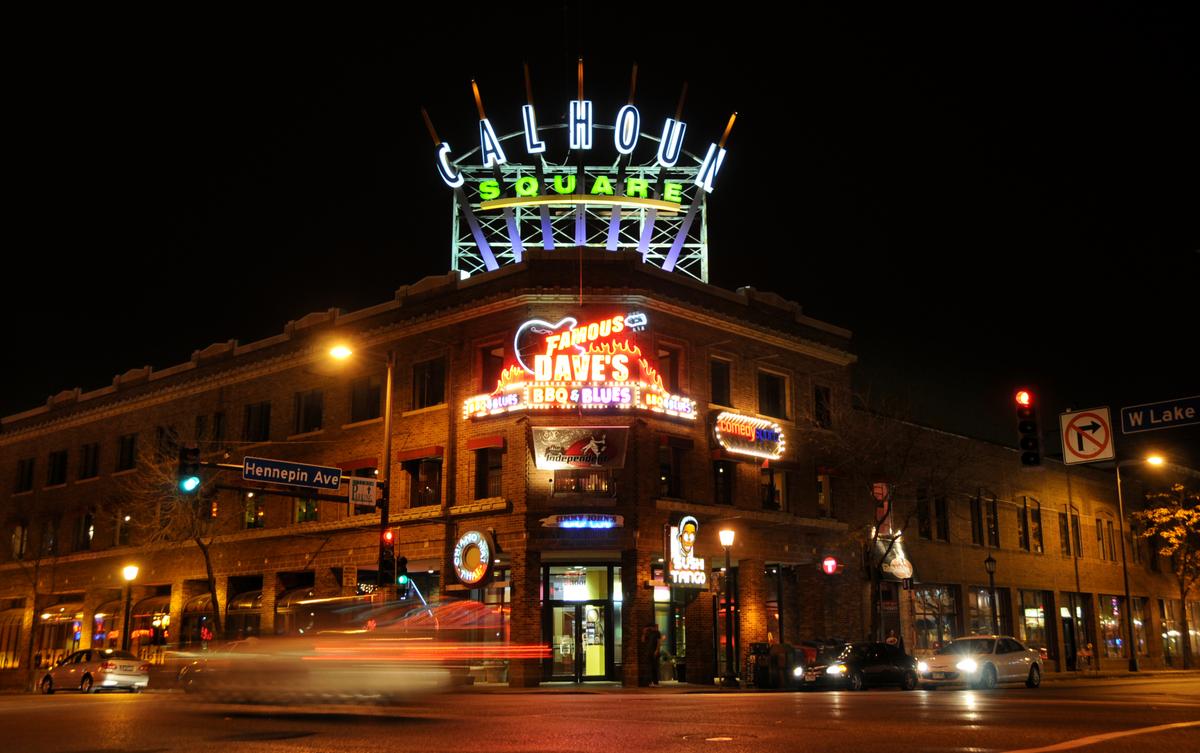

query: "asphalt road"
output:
2 678 1198 753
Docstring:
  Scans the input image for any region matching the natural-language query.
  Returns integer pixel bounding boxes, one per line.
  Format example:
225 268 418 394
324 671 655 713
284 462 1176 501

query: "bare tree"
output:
4 496 67 689
1133 482 1200 669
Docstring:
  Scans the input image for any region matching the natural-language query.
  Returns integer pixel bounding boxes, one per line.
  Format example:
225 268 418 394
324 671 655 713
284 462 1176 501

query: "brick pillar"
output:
260 571 278 635
795 566 825 639
738 558 766 684
622 547 655 687
507 547 542 687
685 588 715 684
80 591 107 650
781 567 803 645
341 566 359 597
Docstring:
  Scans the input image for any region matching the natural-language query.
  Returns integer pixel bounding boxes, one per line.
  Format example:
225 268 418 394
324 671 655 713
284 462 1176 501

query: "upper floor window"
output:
813 385 833 429
212 412 226 444
761 466 788 512
413 358 445 409
658 446 683 498
46 450 68 486
758 371 788 420
15 458 35 493
970 494 985 545
155 425 178 461
295 496 318 524
474 448 503 500
74 511 95 551
243 402 271 443
481 345 505 392
710 359 731 407
656 343 683 393
935 492 950 542
1018 497 1044 553
350 376 382 423
79 443 100 481
713 461 735 505
917 487 933 540
10 524 28 560
294 389 324 434
553 469 611 495
116 434 137 472
243 493 264 529
816 473 832 517
407 459 442 507
986 496 1001 548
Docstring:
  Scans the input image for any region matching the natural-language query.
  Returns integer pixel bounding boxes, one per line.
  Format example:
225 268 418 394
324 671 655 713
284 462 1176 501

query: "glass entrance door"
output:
549 603 608 681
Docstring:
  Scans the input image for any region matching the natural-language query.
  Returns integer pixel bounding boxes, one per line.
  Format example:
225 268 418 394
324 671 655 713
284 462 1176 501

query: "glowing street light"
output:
1114 453 1168 672
719 528 736 687
121 564 139 652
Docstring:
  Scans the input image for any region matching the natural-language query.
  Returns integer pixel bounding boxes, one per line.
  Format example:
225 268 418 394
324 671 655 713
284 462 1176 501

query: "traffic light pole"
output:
378 350 396 592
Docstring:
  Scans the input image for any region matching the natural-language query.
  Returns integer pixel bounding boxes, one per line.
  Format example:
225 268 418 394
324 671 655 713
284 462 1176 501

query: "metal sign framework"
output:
450 123 709 283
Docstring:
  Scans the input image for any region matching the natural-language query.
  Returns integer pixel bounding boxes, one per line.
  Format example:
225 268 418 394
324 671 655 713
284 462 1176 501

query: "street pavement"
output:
1 676 1197 753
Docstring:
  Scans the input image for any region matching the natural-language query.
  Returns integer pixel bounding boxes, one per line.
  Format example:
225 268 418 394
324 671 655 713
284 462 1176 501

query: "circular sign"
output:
821 556 839 575
1062 410 1113 462
452 530 494 586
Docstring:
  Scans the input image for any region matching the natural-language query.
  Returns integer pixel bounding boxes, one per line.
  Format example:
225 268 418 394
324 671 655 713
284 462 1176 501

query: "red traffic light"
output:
382 530 394 544
1015 390 1032 407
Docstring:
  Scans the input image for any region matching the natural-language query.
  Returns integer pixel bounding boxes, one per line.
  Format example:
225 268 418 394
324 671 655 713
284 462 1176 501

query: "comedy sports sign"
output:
462 312 695 421
713 411 786 460
425 63 735 282
1059 407 1116 465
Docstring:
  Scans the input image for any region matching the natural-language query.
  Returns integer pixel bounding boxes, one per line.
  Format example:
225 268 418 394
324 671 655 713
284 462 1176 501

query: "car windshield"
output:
935 639 995 655
835 644 869 661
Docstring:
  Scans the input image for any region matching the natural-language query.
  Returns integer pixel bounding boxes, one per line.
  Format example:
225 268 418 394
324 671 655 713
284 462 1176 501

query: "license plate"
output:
804 673 818 681
932 672 946 679
116 664 136 672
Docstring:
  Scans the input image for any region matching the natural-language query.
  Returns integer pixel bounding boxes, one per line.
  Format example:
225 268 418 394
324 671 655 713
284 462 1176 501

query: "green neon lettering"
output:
479 179 501 201
590 175 614 196
625 178 649 198
663 181 683 203
515 176 539 197
553 174 575 194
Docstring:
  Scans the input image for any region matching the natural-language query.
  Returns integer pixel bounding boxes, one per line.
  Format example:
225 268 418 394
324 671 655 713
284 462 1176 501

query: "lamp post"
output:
719 528 736 687
331 345 396 591
1113 454 1164 672
120 564 138 652
983 554 998 635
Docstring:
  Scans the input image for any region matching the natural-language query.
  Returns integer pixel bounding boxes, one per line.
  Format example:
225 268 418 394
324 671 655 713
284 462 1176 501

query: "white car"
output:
40 648 150 694
918 635 1041 689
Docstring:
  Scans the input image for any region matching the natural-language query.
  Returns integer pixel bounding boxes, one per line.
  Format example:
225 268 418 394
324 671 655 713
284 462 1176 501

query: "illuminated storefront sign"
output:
452 530 494 586
540 514 624 529
713 411 786 460
667 515 708 588
531 427 629 470
463 313 696 421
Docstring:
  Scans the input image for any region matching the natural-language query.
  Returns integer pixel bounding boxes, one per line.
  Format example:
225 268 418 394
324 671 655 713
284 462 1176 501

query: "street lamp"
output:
1114 453 1165 672
719 528 736 688
330 344 396 591
983 554 998 635
120 564 138 652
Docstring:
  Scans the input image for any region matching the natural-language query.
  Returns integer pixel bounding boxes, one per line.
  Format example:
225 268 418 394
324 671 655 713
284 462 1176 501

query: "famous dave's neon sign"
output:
462 312 695 420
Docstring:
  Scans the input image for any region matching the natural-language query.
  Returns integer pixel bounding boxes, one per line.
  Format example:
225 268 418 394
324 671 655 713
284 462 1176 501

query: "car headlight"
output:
826 664 848 675
917 661 929 673
956 658 978 673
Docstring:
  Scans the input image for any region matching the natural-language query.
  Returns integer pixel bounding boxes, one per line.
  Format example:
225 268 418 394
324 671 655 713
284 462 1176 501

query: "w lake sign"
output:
1120 395 1200 434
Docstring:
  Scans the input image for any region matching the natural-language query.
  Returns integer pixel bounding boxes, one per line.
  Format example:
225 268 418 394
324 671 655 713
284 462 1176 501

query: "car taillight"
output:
138 664 150 672
99 661 115 670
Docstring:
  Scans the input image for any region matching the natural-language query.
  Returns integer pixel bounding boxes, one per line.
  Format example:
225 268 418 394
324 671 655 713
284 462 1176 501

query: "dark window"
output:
295 496 318 524
293 389 324 434
194 415 207 444
351 376 382 423
1095 519 1106 560
553 469 611 495
1071 513 1083 557
116 511 131 546
761 466 787 511
243 493 264 529
710 360 731 406
758 371 788 420
116 434 137 471
1107 520 1116 563
243 402 271 442
1029 498 1043 554
917 488 933 540
816 473 832 517
971 494 985 545
474 448 503 500
155 425 178 461
412 358 446 409
656 344 682 393
16 458 35 492
481 345 505 392
658 446 682 498
714 461 735 505
1018 497 1031 551
75 511 94 551
1059 512 1071 557
212 412 226 444
46 450 68 486
986 496 1001 548
813 385 832 429
408 459 442 506
935 493 950 542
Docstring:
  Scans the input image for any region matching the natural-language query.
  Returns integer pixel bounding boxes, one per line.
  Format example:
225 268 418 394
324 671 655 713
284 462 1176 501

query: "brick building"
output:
1 251 869 687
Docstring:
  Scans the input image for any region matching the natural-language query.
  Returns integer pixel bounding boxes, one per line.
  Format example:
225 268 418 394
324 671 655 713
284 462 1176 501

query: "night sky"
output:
6 6 1198 472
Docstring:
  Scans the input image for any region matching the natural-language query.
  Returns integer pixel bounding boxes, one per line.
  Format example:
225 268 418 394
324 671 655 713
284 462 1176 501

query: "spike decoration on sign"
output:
423 107 499 271
662 112 736 273
434 65 730 282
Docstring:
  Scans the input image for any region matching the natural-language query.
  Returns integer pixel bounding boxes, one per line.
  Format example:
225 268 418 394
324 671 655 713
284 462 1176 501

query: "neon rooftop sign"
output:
422 61 736 283
463 312 695 421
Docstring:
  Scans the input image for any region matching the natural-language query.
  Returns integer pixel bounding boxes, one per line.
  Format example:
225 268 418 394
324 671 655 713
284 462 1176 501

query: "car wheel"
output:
129 686 141 694
80 675 94 694
974 665 997 690
848 671 865 691
40 677 54 695
1025 665 1041 689
902 671 918 691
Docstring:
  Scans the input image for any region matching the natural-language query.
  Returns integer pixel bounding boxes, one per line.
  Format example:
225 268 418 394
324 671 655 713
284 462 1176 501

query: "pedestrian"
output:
641 622 662 686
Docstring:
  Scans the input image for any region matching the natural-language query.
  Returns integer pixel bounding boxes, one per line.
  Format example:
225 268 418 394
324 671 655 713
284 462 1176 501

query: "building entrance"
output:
543 564 620 682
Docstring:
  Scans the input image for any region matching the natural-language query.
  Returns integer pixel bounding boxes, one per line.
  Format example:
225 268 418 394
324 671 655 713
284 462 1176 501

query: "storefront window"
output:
1098 595 1126 659
1131 597 1149 656
1187 601 1200 659
547 566 608 601
1018 590 1051 658
966 586 998 635
912 585 957 650
1160 599 1182 667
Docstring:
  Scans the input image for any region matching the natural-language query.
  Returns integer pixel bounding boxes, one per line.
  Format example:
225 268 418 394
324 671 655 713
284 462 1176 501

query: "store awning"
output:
228 590 264 613
276 587 318 610
397 446 443 462
132 595 171 617
92 601 122 621
338 456 378 471
38 602 83 624
183 593 216 614
467 435 505 451
0 608 24 626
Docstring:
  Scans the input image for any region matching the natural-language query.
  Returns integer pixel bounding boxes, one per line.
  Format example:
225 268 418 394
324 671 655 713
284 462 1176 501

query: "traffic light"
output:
396 556 410 596
1015 389 1042 466
379 530 396 585
177 446 201 493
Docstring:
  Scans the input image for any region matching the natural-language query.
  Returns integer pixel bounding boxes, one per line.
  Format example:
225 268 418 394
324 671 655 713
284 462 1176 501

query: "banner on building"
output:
531 427 629 470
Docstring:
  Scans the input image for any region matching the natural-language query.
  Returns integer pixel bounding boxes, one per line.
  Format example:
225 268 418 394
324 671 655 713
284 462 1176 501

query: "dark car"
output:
799 642 919 691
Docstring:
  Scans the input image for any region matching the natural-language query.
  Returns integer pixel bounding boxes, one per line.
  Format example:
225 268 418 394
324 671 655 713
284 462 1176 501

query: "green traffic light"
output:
397 574 410 585
180 476 201 493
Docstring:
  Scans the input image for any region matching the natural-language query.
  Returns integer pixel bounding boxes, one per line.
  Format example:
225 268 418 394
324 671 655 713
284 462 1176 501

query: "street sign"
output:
1059 407 1116 465
242 456 343 490
349 477 378 506
1120 395 1200 434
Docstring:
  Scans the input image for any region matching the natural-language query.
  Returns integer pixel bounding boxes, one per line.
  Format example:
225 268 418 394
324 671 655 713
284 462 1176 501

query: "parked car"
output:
40 648 149 694
917 635 1042 689
798 642 919 691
